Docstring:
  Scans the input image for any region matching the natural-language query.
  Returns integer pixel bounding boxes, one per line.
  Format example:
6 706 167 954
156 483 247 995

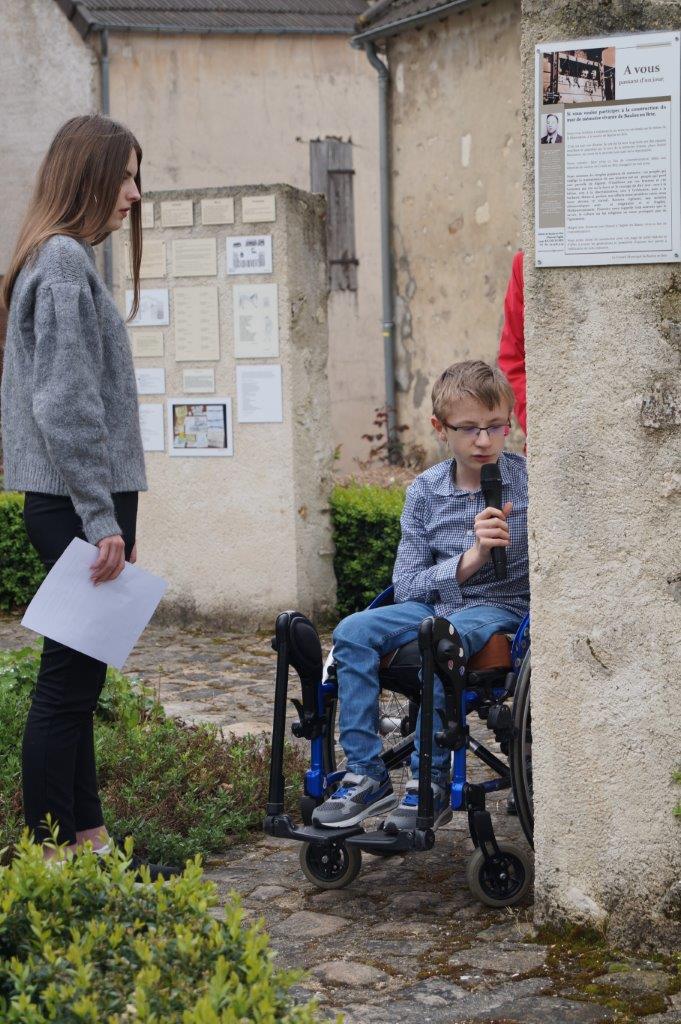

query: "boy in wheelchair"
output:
313 360 529 831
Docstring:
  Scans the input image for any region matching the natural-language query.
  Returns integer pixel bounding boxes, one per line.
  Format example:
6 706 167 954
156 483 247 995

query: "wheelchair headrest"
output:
277 611 323 688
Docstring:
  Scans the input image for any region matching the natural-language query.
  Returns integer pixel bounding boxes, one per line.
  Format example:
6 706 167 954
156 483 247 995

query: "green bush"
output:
0 835 321 1023
0 493 45 611
330 484 406 617
0 647 307 864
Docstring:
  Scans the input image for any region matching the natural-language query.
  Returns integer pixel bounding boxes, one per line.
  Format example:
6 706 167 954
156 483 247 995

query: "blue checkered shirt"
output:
393 451 530 617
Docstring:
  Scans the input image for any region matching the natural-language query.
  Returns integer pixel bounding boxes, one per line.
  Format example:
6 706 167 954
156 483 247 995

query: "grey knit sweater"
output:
1 234 147 544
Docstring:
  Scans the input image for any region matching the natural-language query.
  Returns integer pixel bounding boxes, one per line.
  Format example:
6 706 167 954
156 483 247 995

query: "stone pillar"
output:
522 2 681 950
115 184 336 627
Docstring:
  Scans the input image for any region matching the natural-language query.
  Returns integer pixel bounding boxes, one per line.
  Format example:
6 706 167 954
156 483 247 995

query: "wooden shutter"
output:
310 138 358 291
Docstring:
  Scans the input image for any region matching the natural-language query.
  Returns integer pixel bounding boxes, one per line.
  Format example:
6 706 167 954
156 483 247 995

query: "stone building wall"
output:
114 185 336 625
0 0 98 271
387 0 523 455
521 0 681 951
107 31 383 470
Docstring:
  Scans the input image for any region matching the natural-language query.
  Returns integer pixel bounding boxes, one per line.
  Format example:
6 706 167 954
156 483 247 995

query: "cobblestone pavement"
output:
1 615 679 1023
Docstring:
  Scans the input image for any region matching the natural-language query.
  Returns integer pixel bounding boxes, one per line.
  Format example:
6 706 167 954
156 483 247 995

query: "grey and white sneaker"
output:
312 772 398 828
383 779 452 833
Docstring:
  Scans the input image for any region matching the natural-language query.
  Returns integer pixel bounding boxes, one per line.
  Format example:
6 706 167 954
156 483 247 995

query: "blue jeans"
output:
333 601 523 786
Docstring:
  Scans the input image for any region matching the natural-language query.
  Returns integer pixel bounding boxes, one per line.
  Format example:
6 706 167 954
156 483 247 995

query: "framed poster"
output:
167 398 233 457
535 31 681 266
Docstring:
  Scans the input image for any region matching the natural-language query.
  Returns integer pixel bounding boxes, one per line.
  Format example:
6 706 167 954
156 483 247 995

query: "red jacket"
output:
498 250 526 435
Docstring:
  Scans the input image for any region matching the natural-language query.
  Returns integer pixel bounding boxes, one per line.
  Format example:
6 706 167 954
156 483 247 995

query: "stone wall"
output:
114 184 336 626
387 0 523 456
521 0 681 950
107 31 383 470
0 0 97 272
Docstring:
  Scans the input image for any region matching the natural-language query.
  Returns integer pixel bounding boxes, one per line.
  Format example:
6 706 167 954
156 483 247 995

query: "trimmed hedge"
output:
0 835 321 1023
0 492 44 611
330 483 406 617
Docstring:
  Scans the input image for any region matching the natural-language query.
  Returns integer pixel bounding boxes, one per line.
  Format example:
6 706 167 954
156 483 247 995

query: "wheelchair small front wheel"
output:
299 841 361 889
466 842 533 908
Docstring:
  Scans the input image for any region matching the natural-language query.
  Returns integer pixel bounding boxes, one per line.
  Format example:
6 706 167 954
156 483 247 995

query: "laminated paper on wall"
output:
535 30 681 266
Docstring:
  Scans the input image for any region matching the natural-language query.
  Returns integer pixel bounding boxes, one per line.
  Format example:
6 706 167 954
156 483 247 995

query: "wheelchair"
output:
264 586 533 908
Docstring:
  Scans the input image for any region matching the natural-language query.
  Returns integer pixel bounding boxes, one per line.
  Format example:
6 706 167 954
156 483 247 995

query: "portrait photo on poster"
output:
540 112 563 144
167 398 233 457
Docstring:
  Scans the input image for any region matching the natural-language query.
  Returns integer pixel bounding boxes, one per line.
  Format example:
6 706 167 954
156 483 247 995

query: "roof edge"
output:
352 0 482 45
53 1 359 38
54 0 100 39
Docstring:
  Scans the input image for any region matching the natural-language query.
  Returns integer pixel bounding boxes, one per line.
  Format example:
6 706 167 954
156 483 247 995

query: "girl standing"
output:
2 114 147 860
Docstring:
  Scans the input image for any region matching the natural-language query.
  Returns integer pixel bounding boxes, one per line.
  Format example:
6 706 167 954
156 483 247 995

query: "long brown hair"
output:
2 114 143 317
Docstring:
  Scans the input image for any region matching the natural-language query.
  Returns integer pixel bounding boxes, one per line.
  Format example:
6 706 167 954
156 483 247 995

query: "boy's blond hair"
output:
431 360 515 422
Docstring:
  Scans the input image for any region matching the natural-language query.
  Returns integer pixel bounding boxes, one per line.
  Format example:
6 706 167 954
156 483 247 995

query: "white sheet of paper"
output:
182 368 216 393
131 330 164 358
201 197 235 225
21 538 167 670
126 289 170 327
226 235 273 275
139 403 165 451
135 367 165 395
172 238 217 277
141 202 155 229
174 286 220 361
161 199 194 227
242 194 276 223
236 364 283 423
126 240 166 279
233 283 279 357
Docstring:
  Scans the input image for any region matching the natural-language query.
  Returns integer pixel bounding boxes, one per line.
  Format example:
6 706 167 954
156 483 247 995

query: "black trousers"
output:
22 491 137 845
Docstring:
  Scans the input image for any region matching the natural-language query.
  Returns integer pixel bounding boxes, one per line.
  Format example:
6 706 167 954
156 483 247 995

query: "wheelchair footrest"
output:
263 814 363 844
345 828 433 853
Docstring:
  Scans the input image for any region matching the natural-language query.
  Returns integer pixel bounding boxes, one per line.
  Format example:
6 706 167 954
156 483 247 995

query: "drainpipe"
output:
363 42 398 460
99 28 114 291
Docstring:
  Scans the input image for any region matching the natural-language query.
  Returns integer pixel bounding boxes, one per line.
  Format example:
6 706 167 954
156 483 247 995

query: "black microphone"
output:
480 461 507 581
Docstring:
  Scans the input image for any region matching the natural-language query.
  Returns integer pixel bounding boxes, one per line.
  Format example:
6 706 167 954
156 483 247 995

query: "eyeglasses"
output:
442 420 510 439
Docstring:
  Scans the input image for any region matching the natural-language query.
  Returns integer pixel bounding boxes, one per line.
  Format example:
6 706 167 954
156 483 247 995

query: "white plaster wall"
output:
115 185 335 625
521 0 681 951
108 32 383 469
387 0 523 455
0 0 98 272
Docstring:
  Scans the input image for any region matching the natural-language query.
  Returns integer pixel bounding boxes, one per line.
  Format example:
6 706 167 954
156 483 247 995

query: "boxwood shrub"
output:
330 484 406 617
0 836 321 1023
0 492 44 611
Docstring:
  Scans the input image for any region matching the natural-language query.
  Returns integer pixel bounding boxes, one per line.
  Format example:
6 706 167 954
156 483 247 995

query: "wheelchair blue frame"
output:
303 586 530 811
264 591 533 904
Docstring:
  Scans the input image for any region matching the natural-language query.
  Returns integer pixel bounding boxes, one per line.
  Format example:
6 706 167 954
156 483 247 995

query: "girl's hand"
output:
91 534 125 584
473 501 513 563
130 542 137 564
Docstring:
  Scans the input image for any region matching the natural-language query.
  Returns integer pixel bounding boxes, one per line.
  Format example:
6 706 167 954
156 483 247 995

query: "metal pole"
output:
364 42 398 460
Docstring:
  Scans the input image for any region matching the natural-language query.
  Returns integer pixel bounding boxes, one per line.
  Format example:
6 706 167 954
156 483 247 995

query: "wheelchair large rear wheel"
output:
508 650 533 848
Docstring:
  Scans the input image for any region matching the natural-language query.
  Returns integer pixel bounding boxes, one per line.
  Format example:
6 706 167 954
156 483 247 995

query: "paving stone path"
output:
1 614 679 1023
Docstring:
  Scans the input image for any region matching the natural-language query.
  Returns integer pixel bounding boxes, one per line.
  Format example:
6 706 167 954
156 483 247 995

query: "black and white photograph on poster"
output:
542 48 615 104
126 288 170 326
535 30 681 267
167 398 233 457
226 235 273 276
540 113 563 144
